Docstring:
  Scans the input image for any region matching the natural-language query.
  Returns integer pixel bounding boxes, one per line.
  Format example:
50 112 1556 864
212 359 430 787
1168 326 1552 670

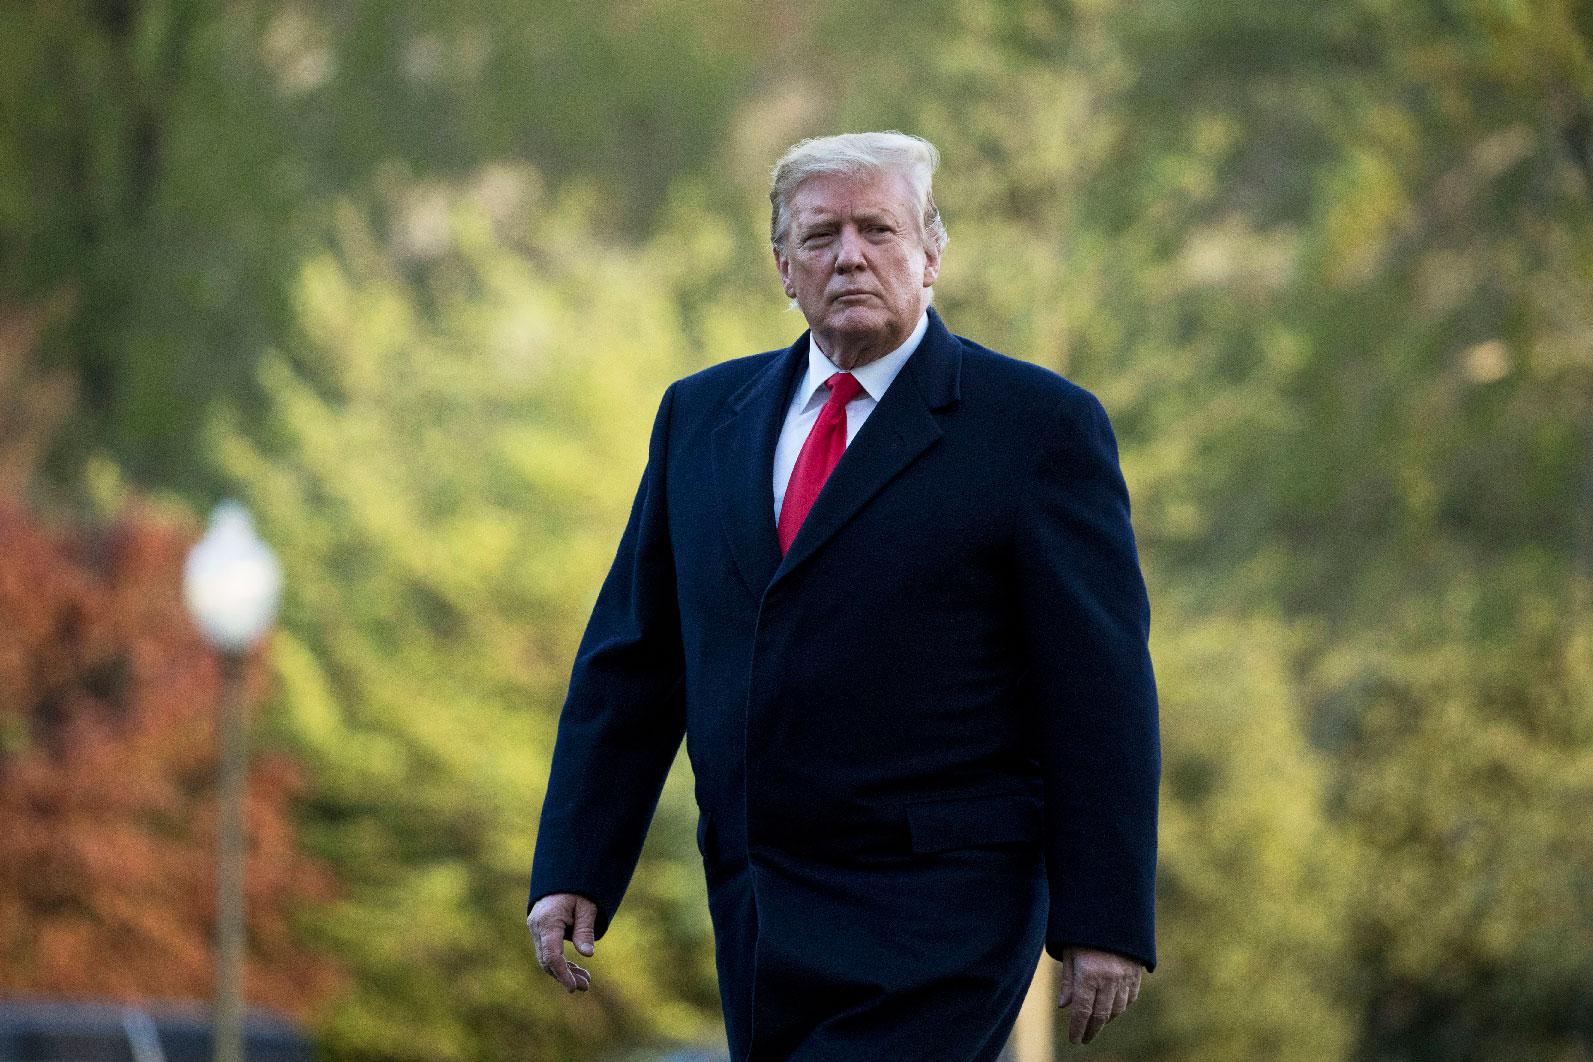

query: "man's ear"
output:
921 243 941 288
773 244 794 297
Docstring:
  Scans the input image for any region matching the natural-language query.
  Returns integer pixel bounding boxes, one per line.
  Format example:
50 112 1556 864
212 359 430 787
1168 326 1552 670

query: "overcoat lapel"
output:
711 308 964 598
711 333 809 596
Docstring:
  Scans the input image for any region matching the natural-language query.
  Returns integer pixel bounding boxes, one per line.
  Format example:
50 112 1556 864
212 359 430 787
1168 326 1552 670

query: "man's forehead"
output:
790 170 914 218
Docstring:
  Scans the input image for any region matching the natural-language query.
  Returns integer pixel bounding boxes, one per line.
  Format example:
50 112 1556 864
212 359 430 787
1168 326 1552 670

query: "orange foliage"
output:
0 497 341 1017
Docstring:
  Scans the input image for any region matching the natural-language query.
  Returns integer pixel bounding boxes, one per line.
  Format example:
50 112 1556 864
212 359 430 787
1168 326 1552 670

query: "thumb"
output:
572 897 598 957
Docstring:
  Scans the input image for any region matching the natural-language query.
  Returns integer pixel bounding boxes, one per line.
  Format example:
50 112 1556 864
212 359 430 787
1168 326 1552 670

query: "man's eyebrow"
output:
798 207 898 233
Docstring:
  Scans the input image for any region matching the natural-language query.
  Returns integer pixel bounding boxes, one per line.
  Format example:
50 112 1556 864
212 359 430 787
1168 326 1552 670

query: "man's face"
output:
774 170 941 363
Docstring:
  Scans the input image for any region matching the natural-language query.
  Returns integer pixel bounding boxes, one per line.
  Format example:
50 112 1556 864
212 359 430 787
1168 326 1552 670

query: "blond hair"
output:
769 131 947 255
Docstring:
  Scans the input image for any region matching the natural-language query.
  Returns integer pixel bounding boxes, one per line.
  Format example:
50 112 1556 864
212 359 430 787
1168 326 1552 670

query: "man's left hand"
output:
1057 945 1143 1045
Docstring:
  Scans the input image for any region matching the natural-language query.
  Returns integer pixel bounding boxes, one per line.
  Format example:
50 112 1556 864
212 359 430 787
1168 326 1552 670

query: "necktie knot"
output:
825 371 863 407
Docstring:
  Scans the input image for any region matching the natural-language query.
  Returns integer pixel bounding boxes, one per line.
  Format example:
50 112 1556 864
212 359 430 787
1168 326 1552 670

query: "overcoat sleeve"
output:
1014 387 1161 972
527 383 687 941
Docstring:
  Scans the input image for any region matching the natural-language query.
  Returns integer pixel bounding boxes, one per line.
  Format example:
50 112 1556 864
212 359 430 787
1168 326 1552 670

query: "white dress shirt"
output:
772 310 929 523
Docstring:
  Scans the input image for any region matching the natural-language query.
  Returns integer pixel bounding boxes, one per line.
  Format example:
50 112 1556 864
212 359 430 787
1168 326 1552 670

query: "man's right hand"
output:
527 892 598 993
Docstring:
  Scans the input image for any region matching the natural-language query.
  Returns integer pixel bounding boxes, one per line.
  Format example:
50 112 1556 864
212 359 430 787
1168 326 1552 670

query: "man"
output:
528 131 1160 1060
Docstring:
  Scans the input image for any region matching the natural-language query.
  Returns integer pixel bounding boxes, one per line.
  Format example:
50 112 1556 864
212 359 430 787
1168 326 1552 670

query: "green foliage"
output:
1126 612 1358 1062
218 179 768 1060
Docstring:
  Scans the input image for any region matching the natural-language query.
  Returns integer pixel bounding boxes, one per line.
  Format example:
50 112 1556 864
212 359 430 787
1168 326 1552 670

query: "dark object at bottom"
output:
0 998 310 1062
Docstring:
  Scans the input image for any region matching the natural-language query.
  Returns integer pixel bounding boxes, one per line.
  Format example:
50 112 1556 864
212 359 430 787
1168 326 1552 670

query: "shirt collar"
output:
800 310 929 410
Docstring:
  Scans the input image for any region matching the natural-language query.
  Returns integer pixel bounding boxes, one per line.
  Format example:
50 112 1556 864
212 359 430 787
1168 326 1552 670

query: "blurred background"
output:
2 1 1591 1059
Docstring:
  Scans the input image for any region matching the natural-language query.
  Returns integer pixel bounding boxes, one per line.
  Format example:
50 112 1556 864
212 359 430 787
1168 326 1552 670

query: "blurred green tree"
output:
215 172 785 1060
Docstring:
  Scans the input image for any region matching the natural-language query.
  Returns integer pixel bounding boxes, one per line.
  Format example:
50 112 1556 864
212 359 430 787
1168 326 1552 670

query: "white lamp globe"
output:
183 501 283 653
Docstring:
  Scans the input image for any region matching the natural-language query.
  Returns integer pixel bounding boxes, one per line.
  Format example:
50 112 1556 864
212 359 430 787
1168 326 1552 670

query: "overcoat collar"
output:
711 305 963 597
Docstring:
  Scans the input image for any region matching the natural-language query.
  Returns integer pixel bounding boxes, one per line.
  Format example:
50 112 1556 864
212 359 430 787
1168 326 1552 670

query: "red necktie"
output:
778 371 864 554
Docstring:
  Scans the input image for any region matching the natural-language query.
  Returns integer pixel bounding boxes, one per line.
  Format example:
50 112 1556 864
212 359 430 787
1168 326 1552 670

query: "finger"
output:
1083 983 1120 1044
1068 982 1097 1045
568 960 591 992
1129 973 1142 1006
1057 953 1075 1009
530 912 554 963
1110 979 1131 1018
537 920 579 991
549 950 578 992
573 898 598 958
528 913 549 969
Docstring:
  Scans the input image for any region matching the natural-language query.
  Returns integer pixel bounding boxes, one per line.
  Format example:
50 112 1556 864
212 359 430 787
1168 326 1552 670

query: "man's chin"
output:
819 307 892 340
810 312 914 367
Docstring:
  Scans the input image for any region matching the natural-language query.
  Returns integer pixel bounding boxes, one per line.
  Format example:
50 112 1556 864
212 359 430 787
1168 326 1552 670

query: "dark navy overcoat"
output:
529 308 1160 1061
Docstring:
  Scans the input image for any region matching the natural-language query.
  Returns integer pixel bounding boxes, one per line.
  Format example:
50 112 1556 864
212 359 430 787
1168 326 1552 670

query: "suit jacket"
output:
529 307 1160 1060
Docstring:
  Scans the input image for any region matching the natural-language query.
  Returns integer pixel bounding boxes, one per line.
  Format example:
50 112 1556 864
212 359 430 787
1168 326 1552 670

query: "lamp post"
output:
183 502 281 1062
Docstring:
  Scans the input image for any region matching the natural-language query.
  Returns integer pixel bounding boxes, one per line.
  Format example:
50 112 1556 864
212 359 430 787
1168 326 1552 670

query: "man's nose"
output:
834 228 867 271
